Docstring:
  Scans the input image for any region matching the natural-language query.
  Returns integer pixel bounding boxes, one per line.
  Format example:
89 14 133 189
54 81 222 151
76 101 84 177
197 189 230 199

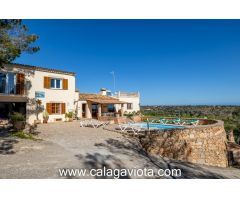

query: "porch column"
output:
86 102 92 118
78 102 82 118
121 104 125 117
97 104 102 118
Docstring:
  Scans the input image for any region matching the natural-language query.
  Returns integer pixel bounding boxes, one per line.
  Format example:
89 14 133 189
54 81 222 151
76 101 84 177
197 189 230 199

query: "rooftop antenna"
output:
110 71 116 93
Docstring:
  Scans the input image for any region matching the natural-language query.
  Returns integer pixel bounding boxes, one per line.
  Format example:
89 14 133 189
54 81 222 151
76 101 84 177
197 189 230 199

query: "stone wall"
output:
227 142 240 166
140 120 228 167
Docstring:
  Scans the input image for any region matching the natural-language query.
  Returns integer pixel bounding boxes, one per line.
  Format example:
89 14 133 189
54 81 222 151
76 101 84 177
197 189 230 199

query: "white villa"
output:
0 63 77 124
0 63 140 124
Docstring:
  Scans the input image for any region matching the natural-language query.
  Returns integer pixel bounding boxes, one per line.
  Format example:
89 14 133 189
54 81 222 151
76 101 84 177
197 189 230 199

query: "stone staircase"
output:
227 142 240 167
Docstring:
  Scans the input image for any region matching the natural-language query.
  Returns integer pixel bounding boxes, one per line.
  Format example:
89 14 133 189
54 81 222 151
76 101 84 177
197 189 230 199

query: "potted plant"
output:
43 110 49 123
65 112 74 122
10 112 26 131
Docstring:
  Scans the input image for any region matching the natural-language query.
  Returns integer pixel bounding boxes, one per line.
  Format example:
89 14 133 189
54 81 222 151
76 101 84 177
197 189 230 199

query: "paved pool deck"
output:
0 121 240 179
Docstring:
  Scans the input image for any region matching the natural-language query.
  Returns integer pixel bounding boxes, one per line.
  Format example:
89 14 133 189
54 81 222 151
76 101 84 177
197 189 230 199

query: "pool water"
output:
133 123 184 130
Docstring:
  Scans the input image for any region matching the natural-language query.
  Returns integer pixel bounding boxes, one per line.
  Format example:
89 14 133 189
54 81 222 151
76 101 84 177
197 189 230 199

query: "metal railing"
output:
102 112 115 117
113 91 140 98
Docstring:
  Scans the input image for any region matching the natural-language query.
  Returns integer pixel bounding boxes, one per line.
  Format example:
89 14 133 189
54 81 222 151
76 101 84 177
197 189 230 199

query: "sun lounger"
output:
150 119 156 123
187 119 199 126
80 119 110 128
80 120 87 127
96 120 110 128
172 118 186 125
148 118 199 127
80 120 94 127
117 123 150 135
118 123 131 132
159 118 169 124
89 120 104 128
118 124 144 134
151 118 168 124
128 125 147 134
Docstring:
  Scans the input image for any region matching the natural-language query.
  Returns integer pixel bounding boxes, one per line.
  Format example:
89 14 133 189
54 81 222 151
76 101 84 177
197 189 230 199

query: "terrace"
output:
113 91 140 98
1 121 240 179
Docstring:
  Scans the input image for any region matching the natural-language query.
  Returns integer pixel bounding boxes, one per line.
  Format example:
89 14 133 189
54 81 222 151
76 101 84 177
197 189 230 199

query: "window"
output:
127 103 133 110
47 103 65 115
50 78 62 89
0 73 6 93
8 73 15 94
51 103 61 114
0 72 16 94
106 91 112 96
107 104 115 112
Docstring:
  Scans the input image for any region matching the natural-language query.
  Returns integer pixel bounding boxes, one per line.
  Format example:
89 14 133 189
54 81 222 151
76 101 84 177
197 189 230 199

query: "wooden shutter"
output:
61 103 66 114
62 79 68 90
46 103 52 114
44 77 50 89
16 73 25 95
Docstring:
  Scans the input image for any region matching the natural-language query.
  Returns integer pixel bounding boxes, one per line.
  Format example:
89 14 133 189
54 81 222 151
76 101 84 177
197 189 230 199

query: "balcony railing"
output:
113 91 140 98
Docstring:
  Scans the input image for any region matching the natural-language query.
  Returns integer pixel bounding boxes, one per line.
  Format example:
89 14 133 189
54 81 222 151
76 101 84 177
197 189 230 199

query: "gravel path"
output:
0 121 240 179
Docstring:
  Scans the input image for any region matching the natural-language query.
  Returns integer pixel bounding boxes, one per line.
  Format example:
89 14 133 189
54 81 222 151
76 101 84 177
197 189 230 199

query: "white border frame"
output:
1 0 240 19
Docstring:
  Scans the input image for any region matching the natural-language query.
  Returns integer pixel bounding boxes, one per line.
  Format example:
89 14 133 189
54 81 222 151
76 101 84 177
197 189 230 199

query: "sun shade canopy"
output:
79 93 127 104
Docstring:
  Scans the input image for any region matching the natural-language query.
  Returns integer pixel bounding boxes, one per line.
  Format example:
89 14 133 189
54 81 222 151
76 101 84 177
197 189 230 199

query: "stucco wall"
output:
115 96 140 113
140 120 228 167
25 70 76 124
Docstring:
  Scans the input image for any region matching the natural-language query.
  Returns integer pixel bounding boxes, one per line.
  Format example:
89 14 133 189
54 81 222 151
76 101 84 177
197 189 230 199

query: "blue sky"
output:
16 20 240 105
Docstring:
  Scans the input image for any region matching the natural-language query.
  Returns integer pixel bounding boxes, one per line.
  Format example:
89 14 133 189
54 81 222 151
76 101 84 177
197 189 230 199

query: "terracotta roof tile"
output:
4 63 75 76
79 93 126 104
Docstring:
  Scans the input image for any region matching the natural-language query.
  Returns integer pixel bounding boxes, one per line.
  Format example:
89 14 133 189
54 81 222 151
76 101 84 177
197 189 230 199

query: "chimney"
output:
99 88 107 96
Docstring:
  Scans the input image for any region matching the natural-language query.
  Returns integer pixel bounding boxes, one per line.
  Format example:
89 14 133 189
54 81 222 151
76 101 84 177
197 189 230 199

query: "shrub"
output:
65 111 74 118
12 131 34 140
43 110 49 119
10 112 25 122
124 112 133 117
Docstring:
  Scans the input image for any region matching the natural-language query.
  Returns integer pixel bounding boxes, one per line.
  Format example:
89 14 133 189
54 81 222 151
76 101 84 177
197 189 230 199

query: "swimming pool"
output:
133 123 184 130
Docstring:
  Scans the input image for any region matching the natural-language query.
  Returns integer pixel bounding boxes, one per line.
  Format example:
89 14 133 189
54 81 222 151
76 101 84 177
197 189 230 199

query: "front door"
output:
82 103 86 118
92 104 98 118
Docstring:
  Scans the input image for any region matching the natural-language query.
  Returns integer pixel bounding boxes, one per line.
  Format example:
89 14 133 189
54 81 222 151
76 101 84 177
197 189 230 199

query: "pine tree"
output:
0 19 39 67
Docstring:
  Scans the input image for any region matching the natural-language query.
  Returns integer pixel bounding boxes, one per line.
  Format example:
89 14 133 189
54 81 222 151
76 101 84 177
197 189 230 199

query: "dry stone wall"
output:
140 120 228 167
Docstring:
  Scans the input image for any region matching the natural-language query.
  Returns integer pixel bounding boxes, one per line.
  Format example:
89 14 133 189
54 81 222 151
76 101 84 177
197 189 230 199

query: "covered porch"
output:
0 95 27 119
78 93 127 120
0 95 27 127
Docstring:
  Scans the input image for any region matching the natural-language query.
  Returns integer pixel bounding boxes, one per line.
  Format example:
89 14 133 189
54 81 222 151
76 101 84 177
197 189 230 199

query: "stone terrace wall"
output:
140 120 228 167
